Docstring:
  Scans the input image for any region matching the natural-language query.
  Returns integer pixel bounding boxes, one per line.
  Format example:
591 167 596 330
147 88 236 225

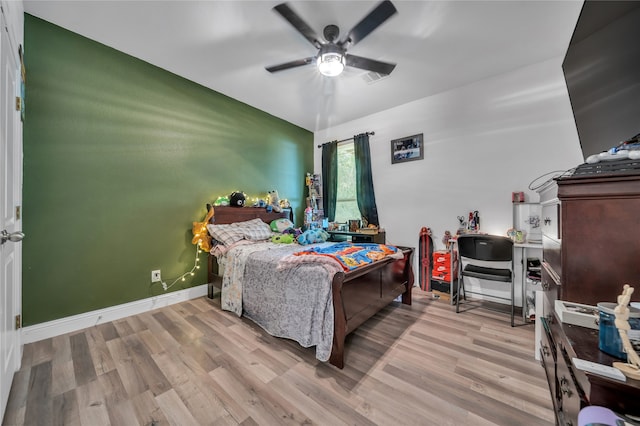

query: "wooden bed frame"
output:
205 205 414 369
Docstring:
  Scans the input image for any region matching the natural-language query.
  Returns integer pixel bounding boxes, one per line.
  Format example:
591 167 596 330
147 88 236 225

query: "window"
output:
334 142 361 223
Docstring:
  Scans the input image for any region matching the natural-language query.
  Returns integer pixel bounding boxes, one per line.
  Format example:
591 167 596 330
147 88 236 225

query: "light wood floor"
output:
3 288 554 426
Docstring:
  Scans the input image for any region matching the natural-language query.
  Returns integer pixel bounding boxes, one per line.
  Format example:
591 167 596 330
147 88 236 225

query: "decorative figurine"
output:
442 230 452 250
612 284 640 380
457 216 467 235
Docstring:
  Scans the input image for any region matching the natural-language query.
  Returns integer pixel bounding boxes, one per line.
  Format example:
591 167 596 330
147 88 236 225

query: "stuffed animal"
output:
283 227 302 238
268 190 282 213
271 234 294 244
191 207 215 252
442 230 452 249
297 228 329 245
213 196 229 206
270 218 294 233
229 191 246 207
280 199 290 209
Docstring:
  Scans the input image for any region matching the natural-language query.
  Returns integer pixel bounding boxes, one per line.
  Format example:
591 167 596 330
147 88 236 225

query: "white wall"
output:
315 57 583 295
1 1 24 50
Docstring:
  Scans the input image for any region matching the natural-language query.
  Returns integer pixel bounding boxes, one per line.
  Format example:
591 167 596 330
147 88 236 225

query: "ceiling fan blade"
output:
273 3 321 48
345 54 396 75
340 0 397 48
265 57 315 73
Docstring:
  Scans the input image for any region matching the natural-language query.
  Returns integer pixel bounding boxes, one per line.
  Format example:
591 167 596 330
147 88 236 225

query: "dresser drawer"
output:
557 348 587 426
541 198 560 241
541 263 560 314
542 236 561 283
540 317 558 409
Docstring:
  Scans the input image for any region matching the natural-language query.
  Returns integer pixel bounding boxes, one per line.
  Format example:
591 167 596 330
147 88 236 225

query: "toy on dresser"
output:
612 285 640 380
267 190 282 213
586 132 640 164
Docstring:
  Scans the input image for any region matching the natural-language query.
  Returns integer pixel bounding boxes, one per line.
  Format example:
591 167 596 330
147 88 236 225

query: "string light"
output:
213 193 270 207
161 244 202 291
160 191 287 292
160 209 212 292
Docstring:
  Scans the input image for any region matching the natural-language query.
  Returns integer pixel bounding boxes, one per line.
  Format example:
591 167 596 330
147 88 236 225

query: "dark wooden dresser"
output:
537 165 640 425
541 315 640 425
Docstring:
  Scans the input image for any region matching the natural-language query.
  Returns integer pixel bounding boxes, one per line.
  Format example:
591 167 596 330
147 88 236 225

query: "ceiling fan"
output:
266 0 397 77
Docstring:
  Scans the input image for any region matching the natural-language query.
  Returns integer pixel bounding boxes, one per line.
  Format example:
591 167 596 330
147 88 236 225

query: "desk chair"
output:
455 234 515 326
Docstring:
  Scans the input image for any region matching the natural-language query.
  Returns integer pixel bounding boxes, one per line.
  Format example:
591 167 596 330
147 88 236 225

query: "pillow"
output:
270 218 294 233
206 224 245 246
233 218 273 241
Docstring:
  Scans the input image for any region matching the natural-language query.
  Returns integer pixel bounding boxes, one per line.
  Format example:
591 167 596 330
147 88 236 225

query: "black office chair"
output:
455 234 516 327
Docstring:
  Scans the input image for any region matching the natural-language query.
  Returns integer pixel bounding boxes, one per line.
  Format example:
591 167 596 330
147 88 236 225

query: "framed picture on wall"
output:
391 133 423 164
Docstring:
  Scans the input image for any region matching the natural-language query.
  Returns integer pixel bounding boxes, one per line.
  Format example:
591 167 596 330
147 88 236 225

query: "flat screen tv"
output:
562 0 640 160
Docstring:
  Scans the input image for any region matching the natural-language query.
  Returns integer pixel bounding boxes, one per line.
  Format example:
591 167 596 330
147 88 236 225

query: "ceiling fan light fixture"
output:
267 1 398 76
317 52 345 77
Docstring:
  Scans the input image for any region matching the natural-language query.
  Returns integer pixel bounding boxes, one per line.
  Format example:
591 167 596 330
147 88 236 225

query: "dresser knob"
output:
541 279 550 290
560 376 573 397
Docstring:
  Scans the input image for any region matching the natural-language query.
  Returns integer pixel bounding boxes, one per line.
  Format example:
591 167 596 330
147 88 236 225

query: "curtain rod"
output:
316 131 375 148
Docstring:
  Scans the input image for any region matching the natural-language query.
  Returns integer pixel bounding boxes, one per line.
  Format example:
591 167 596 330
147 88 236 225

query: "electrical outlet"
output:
151 270 162 283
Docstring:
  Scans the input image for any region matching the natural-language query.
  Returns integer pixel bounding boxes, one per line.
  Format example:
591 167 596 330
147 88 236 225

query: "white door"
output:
0 9 23 421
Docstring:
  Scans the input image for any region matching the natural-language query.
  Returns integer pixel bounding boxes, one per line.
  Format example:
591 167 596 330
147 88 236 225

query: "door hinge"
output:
16 206 20 220
15 314 21 330
15 96 21 111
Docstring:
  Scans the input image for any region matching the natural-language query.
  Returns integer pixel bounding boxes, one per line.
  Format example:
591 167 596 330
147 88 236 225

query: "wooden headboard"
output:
205 204 292 224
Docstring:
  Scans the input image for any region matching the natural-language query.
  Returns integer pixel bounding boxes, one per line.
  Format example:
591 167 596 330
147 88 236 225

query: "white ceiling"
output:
23 0 583 132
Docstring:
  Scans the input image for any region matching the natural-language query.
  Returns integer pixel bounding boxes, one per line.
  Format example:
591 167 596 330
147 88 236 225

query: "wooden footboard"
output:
329 246 414 369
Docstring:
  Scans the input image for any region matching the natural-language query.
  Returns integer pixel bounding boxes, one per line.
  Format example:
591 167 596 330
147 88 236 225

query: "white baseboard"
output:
21 284 209 344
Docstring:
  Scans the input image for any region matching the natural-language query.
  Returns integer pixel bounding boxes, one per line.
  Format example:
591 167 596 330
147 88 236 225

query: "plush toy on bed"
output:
297 228 329 245
270 218 294 233
283 227 303 238
271 234 295 244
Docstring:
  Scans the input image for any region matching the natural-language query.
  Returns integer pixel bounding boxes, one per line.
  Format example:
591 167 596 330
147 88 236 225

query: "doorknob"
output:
1 230 25 245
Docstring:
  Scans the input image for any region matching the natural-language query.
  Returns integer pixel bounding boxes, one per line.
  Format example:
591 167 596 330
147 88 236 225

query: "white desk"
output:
513 242 542 322
453 238 542 320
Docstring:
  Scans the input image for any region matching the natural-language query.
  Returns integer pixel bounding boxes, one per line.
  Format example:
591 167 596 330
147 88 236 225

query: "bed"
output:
205 205 414 369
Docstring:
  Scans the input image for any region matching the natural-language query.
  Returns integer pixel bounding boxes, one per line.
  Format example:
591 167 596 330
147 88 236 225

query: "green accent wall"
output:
22 15 313 326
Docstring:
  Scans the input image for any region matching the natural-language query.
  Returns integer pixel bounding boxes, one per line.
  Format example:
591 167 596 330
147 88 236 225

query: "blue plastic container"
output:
597 302 640 360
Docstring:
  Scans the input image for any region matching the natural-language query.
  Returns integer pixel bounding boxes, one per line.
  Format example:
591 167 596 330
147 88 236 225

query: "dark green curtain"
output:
321 141 338 222
354 133 379 227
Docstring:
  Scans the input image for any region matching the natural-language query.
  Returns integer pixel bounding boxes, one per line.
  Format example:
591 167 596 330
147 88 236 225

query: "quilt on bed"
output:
293 242 400 271
220 242 340 361
219 241 402 362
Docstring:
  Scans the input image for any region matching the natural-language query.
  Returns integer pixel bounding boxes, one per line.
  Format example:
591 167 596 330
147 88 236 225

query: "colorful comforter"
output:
293 242 401 271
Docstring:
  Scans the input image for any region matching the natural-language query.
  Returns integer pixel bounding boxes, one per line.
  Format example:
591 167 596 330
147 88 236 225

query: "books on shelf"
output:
526 257 541 281
527 272 541 281
527 257 541 270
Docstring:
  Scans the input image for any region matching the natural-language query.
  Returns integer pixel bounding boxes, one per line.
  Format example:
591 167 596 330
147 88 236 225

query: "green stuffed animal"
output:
213 196 229 206
271 234 294 244
270 218 294 233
